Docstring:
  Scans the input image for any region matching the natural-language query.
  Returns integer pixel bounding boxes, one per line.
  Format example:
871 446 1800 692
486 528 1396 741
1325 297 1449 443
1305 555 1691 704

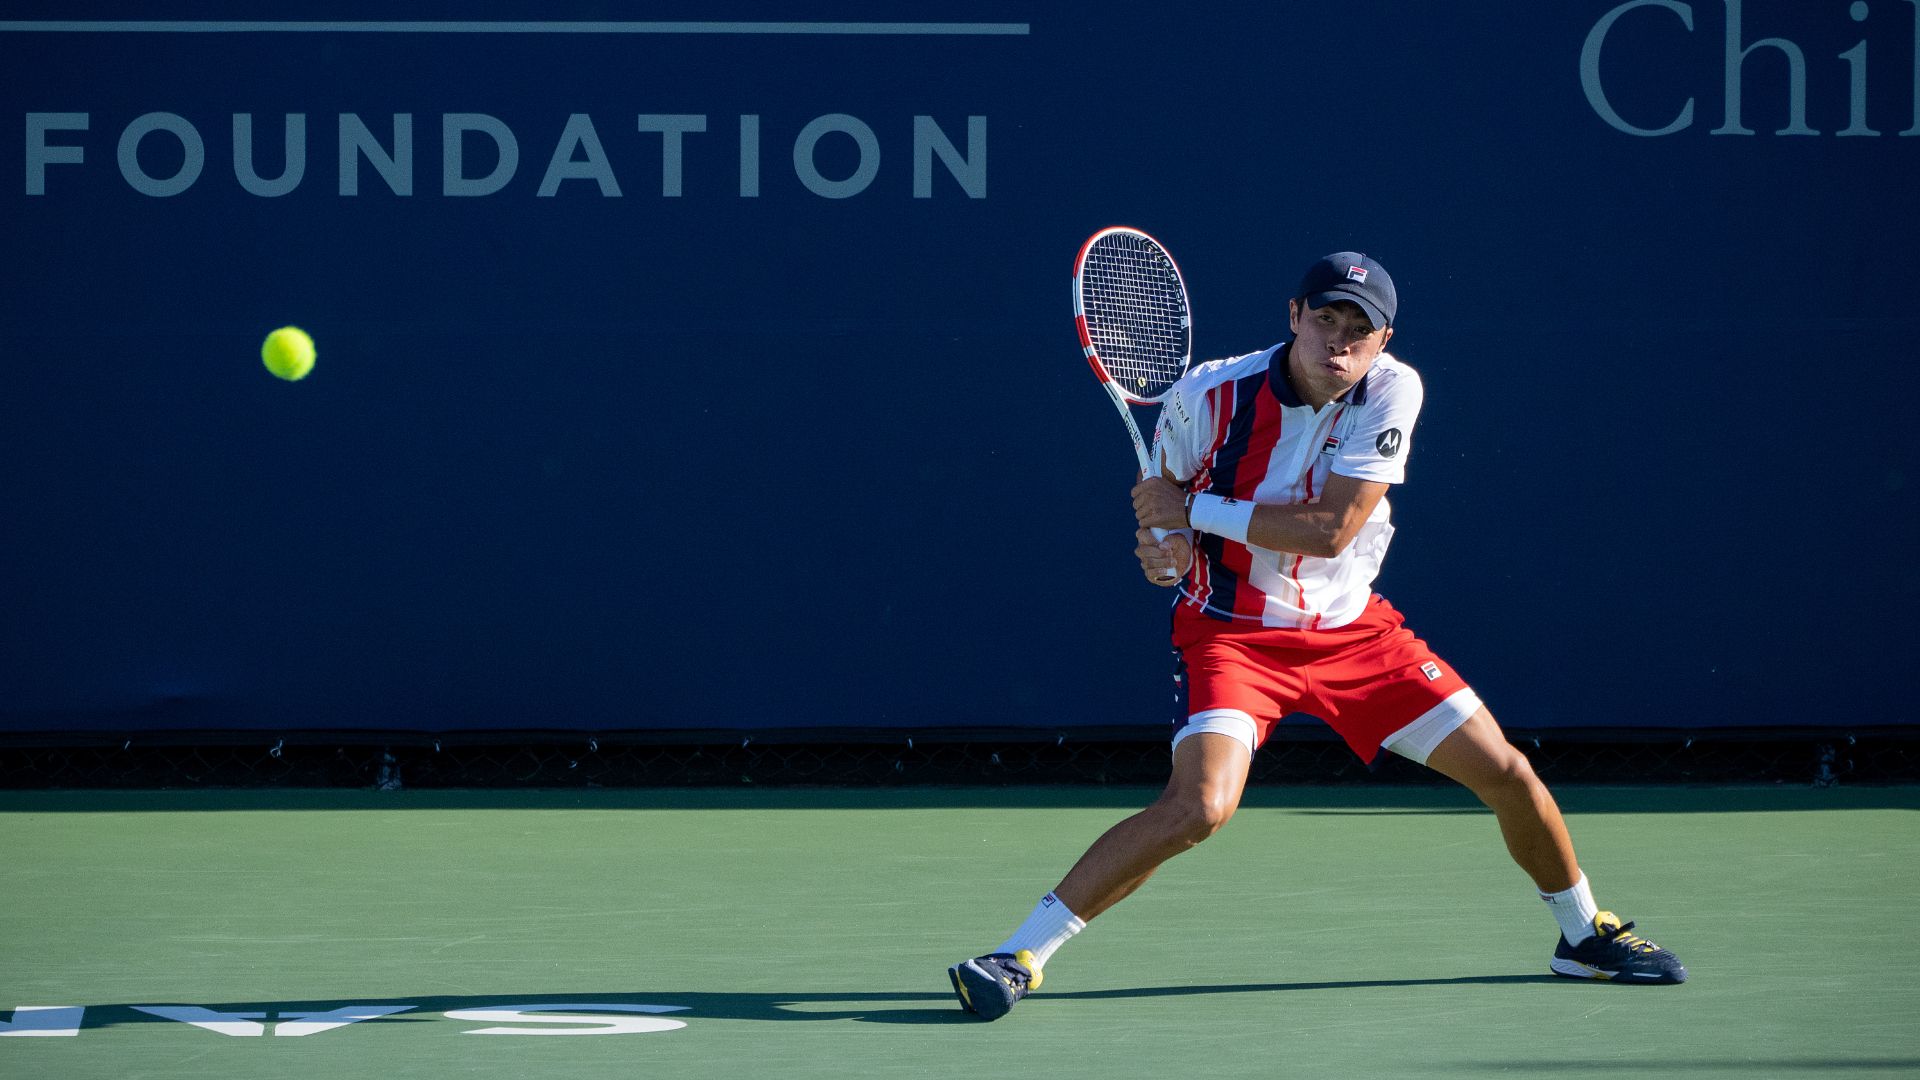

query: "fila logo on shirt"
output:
1320 435 1341 456
1420 662 1442 681
1375 428 1403 458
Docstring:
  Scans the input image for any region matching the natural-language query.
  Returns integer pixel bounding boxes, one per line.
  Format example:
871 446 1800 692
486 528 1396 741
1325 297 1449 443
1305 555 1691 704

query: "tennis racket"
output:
1072 226 1192 581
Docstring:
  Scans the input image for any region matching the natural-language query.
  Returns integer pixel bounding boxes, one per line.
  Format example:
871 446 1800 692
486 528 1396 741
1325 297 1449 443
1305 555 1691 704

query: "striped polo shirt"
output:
1155 341 1423 630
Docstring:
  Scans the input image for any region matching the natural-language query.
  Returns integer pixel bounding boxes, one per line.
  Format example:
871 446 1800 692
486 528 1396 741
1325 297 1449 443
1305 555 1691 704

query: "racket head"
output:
1073 226 1192 405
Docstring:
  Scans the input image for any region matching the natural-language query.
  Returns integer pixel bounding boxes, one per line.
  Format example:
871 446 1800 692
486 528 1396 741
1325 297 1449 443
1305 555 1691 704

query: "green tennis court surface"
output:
4 786 1916 1079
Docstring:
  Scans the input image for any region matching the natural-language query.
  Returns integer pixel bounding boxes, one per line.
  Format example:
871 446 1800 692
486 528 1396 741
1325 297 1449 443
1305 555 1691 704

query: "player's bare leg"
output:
1053 731 1252 920
1423 707 1686 983
949 731 1252 1018
1422 707 1579 891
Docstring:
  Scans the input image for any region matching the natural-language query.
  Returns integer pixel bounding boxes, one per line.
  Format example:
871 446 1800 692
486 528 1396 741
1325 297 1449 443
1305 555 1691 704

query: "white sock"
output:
1539 872 1600 944
993 892 1086 968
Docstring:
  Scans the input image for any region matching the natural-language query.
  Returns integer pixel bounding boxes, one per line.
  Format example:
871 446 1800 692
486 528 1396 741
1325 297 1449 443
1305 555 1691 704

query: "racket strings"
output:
1082 237 1189 398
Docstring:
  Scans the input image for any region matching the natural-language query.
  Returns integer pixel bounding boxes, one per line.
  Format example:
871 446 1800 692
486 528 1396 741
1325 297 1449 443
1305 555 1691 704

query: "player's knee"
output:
1155 788 1237 848
1504 744 1546 786
1475 745 1545 802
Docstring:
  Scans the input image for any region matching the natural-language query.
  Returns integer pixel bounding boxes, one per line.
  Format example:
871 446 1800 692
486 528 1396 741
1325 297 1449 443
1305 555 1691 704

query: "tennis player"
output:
948 252 1686 1021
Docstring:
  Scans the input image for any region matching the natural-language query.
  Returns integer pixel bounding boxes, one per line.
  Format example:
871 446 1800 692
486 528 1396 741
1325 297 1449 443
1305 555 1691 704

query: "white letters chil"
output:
1582 0 1920 136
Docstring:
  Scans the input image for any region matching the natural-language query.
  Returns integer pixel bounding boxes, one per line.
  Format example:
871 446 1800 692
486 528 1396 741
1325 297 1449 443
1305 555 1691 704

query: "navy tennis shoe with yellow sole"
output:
948 949 1042 1020
1551 912 1687 984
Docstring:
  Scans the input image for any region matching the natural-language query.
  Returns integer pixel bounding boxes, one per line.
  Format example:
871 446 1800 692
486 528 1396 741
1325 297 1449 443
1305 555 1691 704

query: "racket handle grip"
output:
1144 436 1175 576
1143 444 1170 545
1148 527 1177 583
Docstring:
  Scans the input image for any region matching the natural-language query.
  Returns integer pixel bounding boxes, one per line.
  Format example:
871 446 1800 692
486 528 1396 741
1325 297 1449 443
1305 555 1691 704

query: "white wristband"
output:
1186 493 1254 544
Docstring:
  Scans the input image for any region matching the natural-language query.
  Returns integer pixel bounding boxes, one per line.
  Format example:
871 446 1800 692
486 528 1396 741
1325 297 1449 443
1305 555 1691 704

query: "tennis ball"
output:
261 326 316 381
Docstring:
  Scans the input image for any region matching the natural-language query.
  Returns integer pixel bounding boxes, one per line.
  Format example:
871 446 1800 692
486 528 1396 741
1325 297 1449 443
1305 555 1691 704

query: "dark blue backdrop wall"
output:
3 3 1916 736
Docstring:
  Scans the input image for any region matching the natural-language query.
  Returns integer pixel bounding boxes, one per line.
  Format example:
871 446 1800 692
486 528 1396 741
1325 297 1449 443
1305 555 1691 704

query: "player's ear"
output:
1379 326 1393 348
1287 297 1301 330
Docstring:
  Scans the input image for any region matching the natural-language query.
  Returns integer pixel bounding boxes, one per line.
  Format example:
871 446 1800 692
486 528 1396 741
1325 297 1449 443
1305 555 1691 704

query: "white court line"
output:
0 21 1030 35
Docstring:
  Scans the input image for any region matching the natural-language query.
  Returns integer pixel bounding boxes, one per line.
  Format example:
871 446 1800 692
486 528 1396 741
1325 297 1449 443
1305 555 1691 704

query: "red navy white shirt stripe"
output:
1152 342 1423 630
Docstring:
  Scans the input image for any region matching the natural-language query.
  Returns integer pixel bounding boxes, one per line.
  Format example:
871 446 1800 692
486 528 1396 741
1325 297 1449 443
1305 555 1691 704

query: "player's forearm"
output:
1245 502 1349 558
1131 476 1368 558
1185 493 1361 558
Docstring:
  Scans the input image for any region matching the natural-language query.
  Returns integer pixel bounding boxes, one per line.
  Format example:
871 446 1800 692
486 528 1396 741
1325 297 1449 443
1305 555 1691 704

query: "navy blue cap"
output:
1298 252 1396 329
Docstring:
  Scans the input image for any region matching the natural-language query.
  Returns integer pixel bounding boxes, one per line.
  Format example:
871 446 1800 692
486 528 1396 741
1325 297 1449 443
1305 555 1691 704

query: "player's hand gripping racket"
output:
1072 226 1193 583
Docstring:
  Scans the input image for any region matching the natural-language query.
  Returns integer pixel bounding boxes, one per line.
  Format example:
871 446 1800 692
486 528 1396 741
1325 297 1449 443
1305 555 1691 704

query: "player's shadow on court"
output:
63 977 1556 1031
856 974 1560 1025
853 974 1562 1025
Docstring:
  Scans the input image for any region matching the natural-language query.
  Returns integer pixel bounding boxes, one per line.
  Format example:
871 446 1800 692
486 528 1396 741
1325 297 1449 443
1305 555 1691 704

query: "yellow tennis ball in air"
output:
261 326 316 381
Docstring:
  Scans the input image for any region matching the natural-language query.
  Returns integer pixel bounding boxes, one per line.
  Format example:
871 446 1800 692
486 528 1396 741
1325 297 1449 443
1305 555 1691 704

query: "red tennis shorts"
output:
1172 594 1477 764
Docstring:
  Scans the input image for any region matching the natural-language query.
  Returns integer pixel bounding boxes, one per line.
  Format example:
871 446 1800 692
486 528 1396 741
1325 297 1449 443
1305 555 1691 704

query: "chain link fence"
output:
3 728 1914 789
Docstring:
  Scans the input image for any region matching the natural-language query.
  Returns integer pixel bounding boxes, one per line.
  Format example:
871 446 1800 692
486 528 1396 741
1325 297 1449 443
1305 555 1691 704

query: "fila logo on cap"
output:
1346 265 1369 283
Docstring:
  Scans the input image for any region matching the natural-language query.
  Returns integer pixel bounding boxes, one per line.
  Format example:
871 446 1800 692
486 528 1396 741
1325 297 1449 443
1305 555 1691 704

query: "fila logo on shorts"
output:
1169 595 1482 766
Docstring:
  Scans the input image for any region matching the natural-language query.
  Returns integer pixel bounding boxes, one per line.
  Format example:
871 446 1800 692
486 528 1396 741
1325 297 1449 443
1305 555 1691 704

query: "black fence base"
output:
2 728 1914 789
